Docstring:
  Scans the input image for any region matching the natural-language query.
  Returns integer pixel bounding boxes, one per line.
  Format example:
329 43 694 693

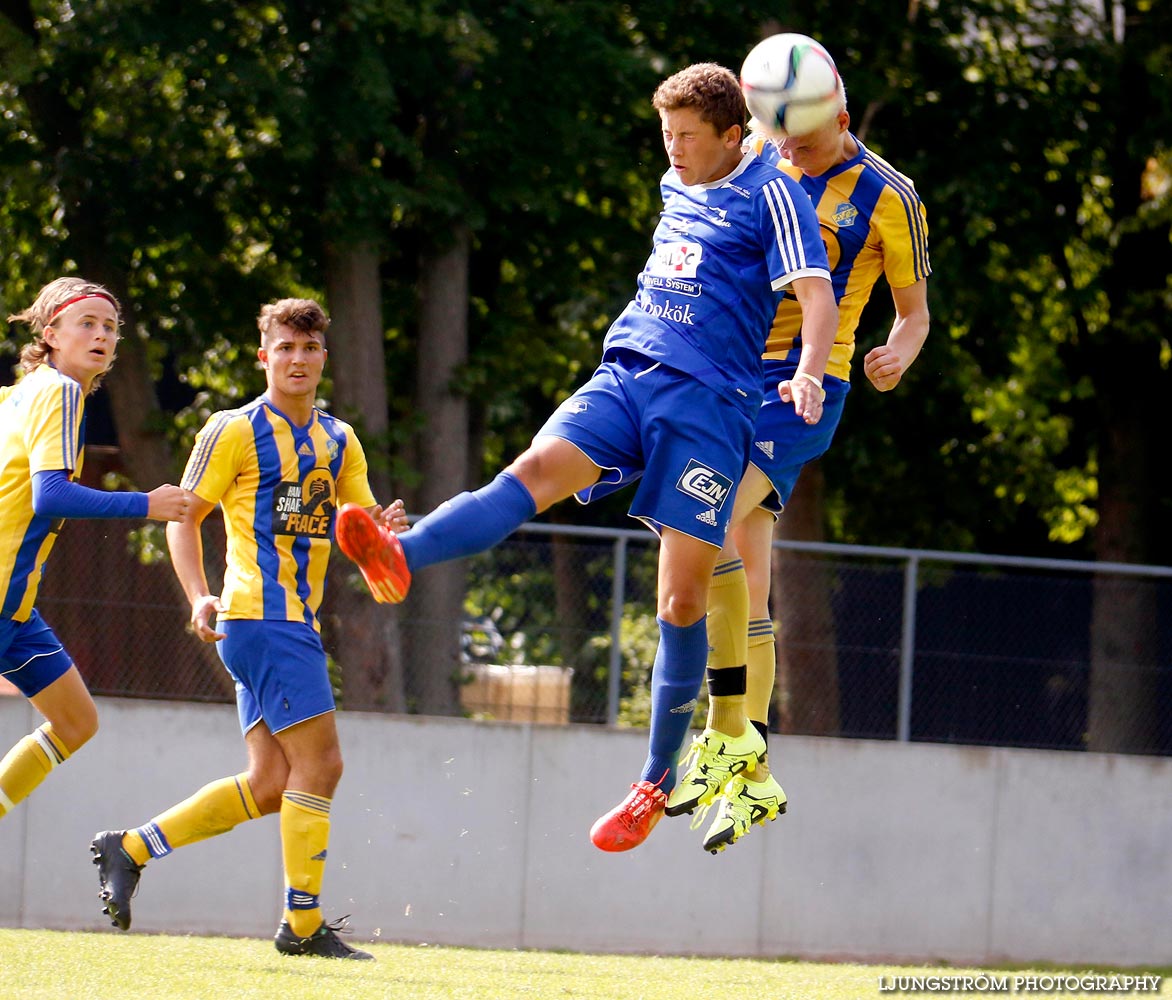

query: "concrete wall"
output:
1 695 1168 966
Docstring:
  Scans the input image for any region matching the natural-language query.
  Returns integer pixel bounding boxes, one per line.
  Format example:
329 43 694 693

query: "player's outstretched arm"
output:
864 278 930 392
778 274 838 425
30 472 187 522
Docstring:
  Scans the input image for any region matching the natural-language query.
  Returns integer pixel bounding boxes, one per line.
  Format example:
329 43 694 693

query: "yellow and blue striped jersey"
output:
0 364 85 621
182 396 377 630
753 135 931 380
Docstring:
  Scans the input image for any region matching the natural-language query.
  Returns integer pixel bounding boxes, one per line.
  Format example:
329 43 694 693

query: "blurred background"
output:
1 1 1170 756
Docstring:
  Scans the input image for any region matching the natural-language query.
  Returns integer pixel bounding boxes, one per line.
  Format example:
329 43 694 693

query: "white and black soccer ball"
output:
740 33 841 139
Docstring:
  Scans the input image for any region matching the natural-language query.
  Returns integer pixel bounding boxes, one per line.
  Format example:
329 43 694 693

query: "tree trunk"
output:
772 460 841 735
1087 398 1161 753
18 49 228 688
322 241 407 713
408 226 472 716
1085 16 1168 753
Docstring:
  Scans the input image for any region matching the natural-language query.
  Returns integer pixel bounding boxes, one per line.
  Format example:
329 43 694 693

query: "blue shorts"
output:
751 358 851 515
0 610 74 698
216 620 335 735
536 349 754 546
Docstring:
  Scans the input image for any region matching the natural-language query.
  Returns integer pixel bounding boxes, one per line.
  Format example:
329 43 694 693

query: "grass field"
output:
0 929 1166 1000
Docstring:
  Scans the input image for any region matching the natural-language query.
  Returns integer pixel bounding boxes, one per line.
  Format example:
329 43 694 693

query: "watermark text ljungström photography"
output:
877 973 1163 994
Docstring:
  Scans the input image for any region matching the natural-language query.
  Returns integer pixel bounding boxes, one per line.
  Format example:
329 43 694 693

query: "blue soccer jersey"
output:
602 152 830 415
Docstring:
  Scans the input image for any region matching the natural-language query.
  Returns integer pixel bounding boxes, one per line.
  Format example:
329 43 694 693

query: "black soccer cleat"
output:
90 830 144 931
274 916 375 960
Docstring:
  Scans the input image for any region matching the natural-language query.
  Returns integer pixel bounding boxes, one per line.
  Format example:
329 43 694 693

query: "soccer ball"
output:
740 33 841 139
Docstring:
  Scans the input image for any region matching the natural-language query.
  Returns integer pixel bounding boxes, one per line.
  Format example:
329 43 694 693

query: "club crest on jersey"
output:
272 468 336 538
676 459 732 511
833 202 859 228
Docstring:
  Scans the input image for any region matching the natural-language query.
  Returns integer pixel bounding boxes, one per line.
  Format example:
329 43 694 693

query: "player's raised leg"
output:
335 503 412 604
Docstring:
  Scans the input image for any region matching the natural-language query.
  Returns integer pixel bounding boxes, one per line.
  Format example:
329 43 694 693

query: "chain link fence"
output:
16 511 1172 757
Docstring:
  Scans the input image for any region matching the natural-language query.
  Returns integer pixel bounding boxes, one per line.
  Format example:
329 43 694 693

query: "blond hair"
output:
7 277 122 394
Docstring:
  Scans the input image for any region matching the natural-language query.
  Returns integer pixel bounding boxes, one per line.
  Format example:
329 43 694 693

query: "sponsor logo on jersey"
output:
755 440 775 460
727 183 751 199
645 275 701 297
298 441 314 456
676 459 733 511
833 202 859 228
272 468 336 537
650 241 703 278
641 297 698 325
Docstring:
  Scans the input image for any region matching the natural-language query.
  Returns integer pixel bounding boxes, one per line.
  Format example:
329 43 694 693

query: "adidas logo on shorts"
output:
695 508 718 526
755 440 775 460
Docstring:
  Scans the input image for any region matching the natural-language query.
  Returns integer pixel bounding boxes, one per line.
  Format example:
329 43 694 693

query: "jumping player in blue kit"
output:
335 63 838 852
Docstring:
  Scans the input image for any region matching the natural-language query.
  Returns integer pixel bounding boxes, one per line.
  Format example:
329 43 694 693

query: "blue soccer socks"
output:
400 471 538 571
640 615 709 793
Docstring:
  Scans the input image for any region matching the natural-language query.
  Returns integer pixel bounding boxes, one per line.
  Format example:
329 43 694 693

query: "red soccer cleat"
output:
590 779 668 853
335 503 412 604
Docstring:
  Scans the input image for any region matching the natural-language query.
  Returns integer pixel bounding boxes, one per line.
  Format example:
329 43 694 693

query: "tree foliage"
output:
1 0 1169 745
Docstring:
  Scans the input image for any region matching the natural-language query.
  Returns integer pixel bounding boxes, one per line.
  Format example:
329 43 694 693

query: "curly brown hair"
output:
7 276 122 394
652 63 746 137
257 298 330 346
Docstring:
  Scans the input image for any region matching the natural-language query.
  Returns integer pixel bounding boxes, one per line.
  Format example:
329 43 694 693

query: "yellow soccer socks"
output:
705 559 750 736
281 790 332 938
0 723 69 819
122 773 261 865
745 618 777 779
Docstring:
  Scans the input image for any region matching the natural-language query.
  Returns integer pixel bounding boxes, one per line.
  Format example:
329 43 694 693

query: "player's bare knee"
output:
506 450 548 502
657 593 707 628
305 749 344 796
322 752 344 793
54 706 99 752
249 776 287 815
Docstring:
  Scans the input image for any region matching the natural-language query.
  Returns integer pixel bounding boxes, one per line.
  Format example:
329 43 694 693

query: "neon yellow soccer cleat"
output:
664 726 767 817
700 771 787 854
